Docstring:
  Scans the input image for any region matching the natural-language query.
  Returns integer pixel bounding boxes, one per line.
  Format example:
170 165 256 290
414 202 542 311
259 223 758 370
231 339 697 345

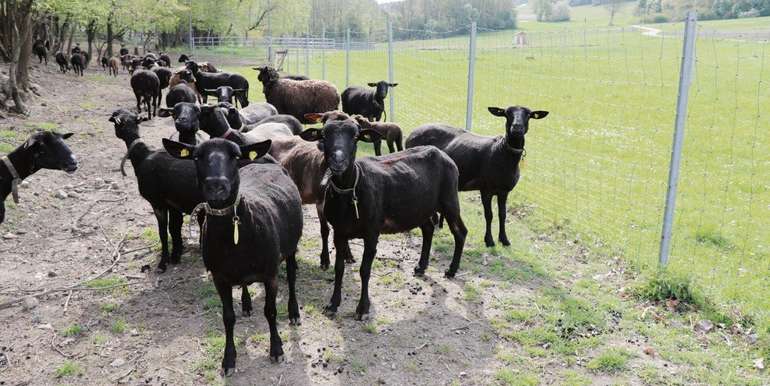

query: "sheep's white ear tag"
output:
249 151 257 160
180 149 190 158
232 215 240 245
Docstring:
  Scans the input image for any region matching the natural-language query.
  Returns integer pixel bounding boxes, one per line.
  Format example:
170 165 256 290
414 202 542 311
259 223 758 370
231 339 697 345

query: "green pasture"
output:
220 12 769 334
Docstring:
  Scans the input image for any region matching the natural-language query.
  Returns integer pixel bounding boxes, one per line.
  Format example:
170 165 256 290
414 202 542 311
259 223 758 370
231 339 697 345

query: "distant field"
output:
217 8 770 333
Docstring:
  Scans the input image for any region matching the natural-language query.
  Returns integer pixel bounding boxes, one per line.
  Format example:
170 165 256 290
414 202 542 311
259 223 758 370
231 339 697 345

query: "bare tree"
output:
0 0 35 115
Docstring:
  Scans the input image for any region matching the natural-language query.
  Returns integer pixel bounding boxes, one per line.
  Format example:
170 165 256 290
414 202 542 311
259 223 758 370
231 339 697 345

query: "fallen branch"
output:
62 290 73 314
0 232 128 311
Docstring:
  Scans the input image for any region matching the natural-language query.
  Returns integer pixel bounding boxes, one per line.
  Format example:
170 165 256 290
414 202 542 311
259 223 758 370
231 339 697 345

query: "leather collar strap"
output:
190 193 243 245
222 129 239 141
323 164 360 219
120 139 142 177
1 156 22 204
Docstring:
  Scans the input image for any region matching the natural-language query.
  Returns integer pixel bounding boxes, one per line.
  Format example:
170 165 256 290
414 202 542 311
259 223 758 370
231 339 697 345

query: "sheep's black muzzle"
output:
203 177 231 202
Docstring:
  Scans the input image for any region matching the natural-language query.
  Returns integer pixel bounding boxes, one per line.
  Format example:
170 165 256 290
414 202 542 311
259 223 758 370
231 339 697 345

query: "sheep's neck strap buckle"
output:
324 164 360 219
191 193 242 245
1 156 21 204
121 139 142 177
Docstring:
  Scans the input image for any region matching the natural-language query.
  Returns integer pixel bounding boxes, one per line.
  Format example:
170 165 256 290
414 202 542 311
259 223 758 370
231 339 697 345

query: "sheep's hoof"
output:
155 265 167 274
484 238 496 248
221 367 235 377
289 317 301 326
323 304 338 317
413 267 426 277
320 261 330 271
444 270 456 279
355 313 369 321
345 256 356 264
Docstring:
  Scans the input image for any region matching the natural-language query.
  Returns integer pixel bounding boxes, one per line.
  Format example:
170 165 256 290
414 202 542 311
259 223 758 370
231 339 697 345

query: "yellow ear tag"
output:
180 148 190 158
249 151 257 160
520 158 527 170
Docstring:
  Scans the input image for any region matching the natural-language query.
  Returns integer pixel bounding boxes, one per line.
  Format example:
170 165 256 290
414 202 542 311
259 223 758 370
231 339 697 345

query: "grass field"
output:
212 5 770 336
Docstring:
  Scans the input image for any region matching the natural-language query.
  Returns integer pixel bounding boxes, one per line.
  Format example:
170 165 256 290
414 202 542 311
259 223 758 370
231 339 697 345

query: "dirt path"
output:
0 62 765 386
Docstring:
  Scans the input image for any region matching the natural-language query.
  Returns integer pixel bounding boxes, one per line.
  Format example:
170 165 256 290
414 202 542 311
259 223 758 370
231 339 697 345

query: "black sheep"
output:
186 61 249 107
405 106 548 247
300 118 467 319
1 131 78 224
158 53 171 67
204 86 247 106
100 56 109 70
33 41 48 64
55 52 68 73
151 65 173 90
165 81 198 109
70 53 84 76
109 109 199 272
162 138 303 375
341 81 398 122
130 70 160 119
253 114 303 135
178 54 190 63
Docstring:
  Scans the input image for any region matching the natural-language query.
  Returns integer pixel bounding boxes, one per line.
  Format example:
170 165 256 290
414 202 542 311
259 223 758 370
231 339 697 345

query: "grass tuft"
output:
61 324 83 337
54 360 82 378
587 348 633 373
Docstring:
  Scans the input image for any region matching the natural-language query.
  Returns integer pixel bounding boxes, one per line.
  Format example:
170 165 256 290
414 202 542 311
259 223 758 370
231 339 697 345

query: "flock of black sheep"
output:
1 49 548 376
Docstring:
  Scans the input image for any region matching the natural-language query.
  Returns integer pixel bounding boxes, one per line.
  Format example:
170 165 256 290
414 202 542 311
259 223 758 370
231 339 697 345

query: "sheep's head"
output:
367 81 398 100
351 115 372 128
159 103 201 141
109 109 148 140
162 138 271 206
488 106 548 149
177 69 196 84
185 60 200 74
22 131 78 175
254 66 280 84
300 118 381 176
304 111 350 125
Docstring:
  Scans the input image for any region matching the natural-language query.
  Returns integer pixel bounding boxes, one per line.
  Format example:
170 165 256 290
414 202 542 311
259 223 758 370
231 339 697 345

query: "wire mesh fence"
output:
190 18 769 328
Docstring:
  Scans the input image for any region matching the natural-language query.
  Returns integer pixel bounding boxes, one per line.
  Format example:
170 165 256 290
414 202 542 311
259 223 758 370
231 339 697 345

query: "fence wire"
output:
189 21 769 328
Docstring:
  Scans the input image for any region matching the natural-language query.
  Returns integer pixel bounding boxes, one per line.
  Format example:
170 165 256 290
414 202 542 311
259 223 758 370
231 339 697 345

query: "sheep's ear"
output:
304 113 323 123
162 138 195 159
389 83 398 87
357 129 382 143
299 128 324 142
108 115 118 123
61 133 74 139
488 107 506 117
239 140 272 161
367 82 377 87
158 107 174 118
530 110 549 120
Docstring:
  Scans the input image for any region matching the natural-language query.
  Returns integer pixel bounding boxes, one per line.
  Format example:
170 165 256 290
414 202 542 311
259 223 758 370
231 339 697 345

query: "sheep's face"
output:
177 69 196 84
488 106 548 148
158 103 201 137
256 67 280 83
23 131 78 174
185 61 200 74
197 103 238 135
299 119 381 176
162 138 271 206
109 109 143 140
214 86 234 103
367 81 398 100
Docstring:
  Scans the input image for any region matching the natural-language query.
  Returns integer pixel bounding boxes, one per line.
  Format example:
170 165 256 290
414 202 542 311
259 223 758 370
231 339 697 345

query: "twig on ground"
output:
50 332 72 358
113 367 135 382
63 290 73 314
415 342 429 350
0 231 128 311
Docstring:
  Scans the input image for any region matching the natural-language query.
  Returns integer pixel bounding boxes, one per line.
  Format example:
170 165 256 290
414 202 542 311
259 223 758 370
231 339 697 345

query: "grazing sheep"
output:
0 131 78 224
178 54 190 63
405 106 548 247
252 114 303 135
70 53 85 76
130 70 161 119
186 61 248 106
158 52 171 67
108 109 200 272
162 137 303 376
55 52 68 73
253 66 340 124
300 118 467 319
352 115 403 156
341 81 398 122
33 41 48 64
107 57 120 77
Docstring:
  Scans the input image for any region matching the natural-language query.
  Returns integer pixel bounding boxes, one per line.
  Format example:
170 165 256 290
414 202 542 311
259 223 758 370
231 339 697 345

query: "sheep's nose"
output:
204 177 230 197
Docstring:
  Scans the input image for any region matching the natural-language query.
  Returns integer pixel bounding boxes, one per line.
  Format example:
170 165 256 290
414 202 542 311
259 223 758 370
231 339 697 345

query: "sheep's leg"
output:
497 193 511 246
396 135 403 151
135 93 142 114
169 210 184 264
152 207 170 273
241 285 252 317
317 204 330 270
481 191 495 247
286 252 301 325
214 279 237 375
387 139 395 154
355 236 378 320
373 139 382 156
413 221 434 276
443 210 468 278
145 95 152 119
324 235 348 315
264 277 284 361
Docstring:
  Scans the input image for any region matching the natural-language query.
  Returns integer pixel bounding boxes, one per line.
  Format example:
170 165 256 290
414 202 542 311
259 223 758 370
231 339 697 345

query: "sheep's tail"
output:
396 131 403 151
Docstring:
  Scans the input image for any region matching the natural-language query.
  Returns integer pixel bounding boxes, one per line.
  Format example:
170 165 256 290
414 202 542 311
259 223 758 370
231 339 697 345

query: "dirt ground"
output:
0 62 766 386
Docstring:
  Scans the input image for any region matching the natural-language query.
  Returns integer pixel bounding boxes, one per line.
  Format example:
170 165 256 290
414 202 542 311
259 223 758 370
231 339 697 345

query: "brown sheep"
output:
169 69 202 103
107 57 120 77
254 66 340 124
352 115 403 155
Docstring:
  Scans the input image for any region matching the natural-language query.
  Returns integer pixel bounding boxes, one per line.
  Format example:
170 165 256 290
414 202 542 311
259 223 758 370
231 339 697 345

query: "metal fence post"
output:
387 16 395 122
345 28 351 88
465 22 477 131
188 0 194 53
305 29 310 77
321 26 326 80
658 11 697 267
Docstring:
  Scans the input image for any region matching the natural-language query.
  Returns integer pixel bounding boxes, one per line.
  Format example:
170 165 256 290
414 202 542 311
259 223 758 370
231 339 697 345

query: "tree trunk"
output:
107 20 114 57
66 26 74 54
5 0 35 115
17 22 33 91
86 19 96 64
